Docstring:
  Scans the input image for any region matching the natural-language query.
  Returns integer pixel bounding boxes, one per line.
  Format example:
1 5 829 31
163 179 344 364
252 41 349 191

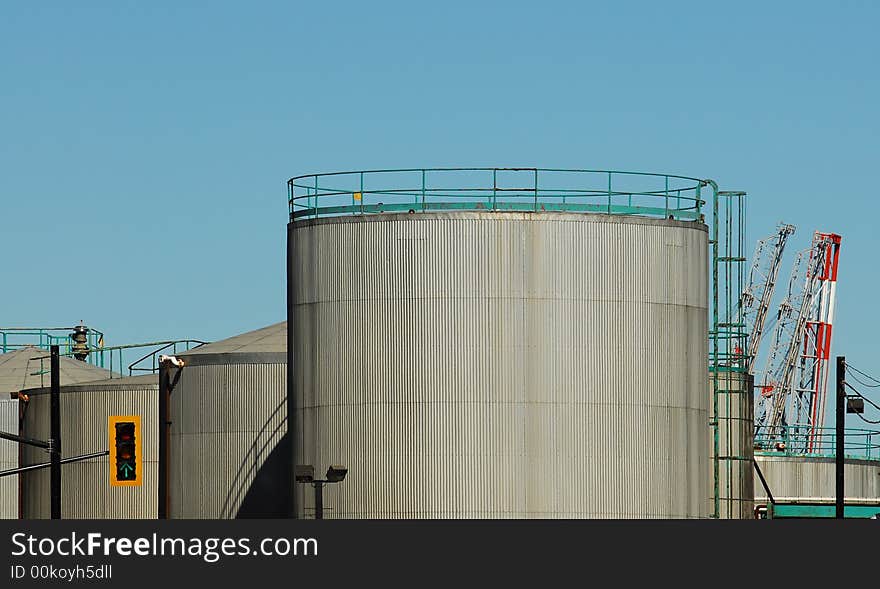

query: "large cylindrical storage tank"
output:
1 347 113 519
169 322 289 518
709 370 754 518
20 374 158 518
291 208 709 518
754 453 880 508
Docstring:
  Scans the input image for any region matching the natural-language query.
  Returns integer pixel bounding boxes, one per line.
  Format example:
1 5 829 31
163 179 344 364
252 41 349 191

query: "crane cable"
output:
844 362 880 387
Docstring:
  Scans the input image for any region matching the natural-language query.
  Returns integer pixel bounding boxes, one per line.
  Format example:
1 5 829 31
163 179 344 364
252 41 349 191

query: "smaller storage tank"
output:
19 374 158 518
169 322 288 519
0 347 113 392
754 452 880 513
709 370 754 519
0 398 17 519
1 347 113 519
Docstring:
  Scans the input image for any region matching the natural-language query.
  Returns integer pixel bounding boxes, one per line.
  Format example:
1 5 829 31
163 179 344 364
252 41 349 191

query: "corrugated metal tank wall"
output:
754 454 880 505
1 347 112 519
291 212 709 518
0 399 18 519
168 340 287 519
709 371 754 518
20 376 158 519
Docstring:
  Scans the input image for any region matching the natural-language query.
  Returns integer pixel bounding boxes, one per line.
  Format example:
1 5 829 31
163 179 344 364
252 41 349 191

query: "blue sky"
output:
2 2 878 422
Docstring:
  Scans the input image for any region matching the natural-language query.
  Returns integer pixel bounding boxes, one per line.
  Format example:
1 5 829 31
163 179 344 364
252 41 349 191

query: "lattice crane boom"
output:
740 223 795 374
754 248 807 437
795 232 841 452
766 248 825 440
755 231 841 451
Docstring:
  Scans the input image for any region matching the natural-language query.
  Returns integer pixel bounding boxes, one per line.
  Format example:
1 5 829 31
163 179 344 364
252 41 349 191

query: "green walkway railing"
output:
20 340 208 383
1 326 106 366
755 426 880 461
288 168 707 222
56 340 207 377
2 329 206 379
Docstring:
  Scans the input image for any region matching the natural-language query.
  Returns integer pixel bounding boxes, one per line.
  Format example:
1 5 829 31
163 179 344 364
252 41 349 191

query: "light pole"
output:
836 356 845 519
50 345 61 519
836 355 866 519
294 465 348 519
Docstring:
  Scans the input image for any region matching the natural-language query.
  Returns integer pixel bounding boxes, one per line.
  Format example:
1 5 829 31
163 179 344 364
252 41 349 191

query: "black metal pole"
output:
314 481 323 520
158 362 170 519
50 345 61 520
287 218 298 519
835 356 845 519
752 459 775 506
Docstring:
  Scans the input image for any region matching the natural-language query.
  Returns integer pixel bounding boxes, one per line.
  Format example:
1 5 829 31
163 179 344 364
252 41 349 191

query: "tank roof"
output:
22 372 158 395
178 322 286 366
292 209 709 232
0 346 114 395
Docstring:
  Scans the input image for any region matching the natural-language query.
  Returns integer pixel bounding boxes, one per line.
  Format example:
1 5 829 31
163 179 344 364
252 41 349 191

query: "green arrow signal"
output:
118 463 135 479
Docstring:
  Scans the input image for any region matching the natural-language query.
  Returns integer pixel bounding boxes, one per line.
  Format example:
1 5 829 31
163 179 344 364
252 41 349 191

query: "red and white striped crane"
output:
754 231 841 453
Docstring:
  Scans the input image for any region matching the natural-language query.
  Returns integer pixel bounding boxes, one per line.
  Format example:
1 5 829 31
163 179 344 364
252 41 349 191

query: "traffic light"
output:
108 415 142 487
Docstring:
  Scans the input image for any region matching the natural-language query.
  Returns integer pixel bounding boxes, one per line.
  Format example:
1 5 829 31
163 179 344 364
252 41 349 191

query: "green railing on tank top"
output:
0 327 106 365
755 426 880 461
0 327 206 378
288 168 707 222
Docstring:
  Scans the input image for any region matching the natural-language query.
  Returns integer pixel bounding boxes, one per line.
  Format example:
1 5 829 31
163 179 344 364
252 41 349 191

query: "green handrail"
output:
1 326 106 366
755 426 880 460
288 168 707 222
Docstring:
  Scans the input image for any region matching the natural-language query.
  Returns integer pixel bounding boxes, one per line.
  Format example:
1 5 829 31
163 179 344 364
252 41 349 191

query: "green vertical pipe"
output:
696 182 702 218
726 195 732 363
314 176 319 220
711 181 720 519
726 378 732 515
664 176 669 218
533 169 538 211
421 169 426 210
607 172 612 214
739 194 745 362
561 173 566 207
731 192 742 515
414 171 419 205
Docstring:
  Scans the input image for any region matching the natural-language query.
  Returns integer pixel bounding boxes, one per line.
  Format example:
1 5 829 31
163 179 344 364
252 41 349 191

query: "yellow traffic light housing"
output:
108 415 142 487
